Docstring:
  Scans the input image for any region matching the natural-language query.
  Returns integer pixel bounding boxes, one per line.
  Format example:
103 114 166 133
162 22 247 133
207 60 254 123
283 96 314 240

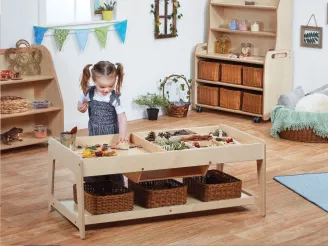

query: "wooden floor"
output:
1 110 328 245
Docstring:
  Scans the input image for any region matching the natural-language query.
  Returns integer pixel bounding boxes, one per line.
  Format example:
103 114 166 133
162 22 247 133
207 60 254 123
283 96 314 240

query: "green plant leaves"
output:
304 31 319 44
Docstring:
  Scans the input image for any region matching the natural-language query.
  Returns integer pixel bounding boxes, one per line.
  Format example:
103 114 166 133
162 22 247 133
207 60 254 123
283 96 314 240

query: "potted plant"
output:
133 93 169 120
98 1 116 21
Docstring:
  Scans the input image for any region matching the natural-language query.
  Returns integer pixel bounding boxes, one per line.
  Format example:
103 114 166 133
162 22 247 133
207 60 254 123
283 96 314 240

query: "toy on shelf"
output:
215 36 231 54
33 100 51 109
229 20 238 30
1 127 23 145
251 21 260 32
34 125 47 139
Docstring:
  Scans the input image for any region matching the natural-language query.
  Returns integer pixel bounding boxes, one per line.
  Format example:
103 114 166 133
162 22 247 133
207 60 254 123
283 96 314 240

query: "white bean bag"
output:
295 93 328 113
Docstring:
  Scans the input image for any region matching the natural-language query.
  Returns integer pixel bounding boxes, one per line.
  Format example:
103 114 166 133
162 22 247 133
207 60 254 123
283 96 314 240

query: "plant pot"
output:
147 108 159 121
102 11 113 21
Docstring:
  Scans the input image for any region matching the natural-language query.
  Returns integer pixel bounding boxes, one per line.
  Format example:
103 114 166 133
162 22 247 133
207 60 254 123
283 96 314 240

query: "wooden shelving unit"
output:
0 45 64 150
194 0 293 120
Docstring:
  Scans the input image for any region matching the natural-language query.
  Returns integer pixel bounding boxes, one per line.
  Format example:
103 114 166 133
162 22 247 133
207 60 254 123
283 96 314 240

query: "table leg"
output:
257 159 266 216
48 159 55 212
76 161 86 239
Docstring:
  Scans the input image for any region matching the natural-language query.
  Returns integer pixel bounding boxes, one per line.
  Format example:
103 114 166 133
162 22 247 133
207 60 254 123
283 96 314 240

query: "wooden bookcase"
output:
193 0 293 121
0 45 64 150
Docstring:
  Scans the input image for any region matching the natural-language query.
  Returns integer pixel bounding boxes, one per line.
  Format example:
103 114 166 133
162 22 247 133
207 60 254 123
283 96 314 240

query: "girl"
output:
77 61 128 183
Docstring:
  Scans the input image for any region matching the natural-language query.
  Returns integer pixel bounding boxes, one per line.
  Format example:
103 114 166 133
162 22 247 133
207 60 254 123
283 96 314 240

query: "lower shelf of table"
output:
56 190 256 226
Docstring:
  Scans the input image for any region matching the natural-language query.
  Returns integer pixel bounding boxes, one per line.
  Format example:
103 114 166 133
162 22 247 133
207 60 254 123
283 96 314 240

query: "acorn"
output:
95 151 103 157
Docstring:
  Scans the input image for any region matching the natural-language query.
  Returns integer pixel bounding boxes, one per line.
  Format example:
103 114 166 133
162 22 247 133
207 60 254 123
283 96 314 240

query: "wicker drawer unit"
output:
128 179 187 208
183 170 242 202
221 64 243 85
242 92 263 114
219 88 242 110
198 61 220 82
73 181 134 215
197 85 219 106
243 67 264 88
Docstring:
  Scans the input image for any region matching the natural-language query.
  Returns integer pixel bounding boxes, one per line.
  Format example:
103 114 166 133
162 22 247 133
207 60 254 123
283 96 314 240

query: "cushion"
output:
306 84 328 97
278 86 305 109
295 93 328 113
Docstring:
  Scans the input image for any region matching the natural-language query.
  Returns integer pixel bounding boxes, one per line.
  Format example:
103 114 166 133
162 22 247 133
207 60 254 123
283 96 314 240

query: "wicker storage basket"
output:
242 92 263 114
183 170 242 202
219 88 242 110
197 85 219 106
280 129 328 143
243 66 263 88
221 64 243 85
1 96 28 114
198 61 220 82
73 180 134 215
163 75 191 118
128 179 187 208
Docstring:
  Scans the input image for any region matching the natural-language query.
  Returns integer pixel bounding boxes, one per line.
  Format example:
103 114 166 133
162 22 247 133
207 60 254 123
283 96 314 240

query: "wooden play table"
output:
48 125 266 239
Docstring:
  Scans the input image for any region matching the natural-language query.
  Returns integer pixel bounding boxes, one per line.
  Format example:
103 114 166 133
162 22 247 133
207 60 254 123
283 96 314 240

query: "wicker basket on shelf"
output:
128 179 187 208
219 88 242 110
242 92 263 114
183 170 242 202
243 66 263 88
198 61 221 82
280 129 328 143
1 96 28 114
221 64 243 85
162 74 191 118
197 85 219 106
73 180 134 215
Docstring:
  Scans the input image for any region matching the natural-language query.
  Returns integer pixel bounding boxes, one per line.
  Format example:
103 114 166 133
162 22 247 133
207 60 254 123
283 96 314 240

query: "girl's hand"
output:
117 135 129 145
77 101 88 113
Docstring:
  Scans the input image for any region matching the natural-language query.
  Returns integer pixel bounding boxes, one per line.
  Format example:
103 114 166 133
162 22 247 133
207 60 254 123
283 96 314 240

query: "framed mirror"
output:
152 0 177 39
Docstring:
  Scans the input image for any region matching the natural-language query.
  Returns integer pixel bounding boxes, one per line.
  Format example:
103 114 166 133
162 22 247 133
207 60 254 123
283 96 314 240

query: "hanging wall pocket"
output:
300 14 323 49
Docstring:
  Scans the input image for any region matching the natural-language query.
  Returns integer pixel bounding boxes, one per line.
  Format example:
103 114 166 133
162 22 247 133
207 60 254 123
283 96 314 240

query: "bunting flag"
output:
33 20 128 52
75 30 90 52
95 26 109 48
55 29 70 52
33 26 49 45
114 20 128 43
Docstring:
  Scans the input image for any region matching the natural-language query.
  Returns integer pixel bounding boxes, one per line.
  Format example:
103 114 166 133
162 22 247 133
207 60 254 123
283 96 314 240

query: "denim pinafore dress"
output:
84 86 124 183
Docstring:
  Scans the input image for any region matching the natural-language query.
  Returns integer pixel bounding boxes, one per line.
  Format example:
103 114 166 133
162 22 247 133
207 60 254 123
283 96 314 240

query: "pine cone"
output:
146 131 156 142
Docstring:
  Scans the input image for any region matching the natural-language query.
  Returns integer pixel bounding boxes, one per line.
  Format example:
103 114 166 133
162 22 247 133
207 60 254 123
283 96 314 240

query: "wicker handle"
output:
16 39 31 49
162 74 191 104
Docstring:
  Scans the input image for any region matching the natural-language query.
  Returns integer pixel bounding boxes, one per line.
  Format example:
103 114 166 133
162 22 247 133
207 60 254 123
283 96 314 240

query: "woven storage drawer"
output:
243 67 263 88
73 180 134 215
197 85 219 106
198 61 220 82
219 88 242 110
1 96 28 114
242 92 263 114
221 64 242 85
183 170 242 202
128 179 187 208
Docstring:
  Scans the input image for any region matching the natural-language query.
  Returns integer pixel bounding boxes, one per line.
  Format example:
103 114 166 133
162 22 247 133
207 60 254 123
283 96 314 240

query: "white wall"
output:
292 0 328 94
1 0 327 130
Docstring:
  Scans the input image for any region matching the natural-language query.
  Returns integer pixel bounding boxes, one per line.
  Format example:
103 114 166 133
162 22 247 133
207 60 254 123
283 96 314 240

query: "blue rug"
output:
274 173 328 212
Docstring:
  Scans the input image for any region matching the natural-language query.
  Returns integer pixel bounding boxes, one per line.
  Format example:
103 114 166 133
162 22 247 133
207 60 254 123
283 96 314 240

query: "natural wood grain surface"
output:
1 110 328 245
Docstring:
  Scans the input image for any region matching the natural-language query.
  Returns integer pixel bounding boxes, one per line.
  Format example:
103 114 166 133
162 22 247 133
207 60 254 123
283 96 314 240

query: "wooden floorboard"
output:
1 110 327 245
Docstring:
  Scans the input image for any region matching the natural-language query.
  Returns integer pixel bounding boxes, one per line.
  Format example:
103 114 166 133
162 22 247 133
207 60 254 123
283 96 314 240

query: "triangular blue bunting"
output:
75 30 90 52
33 26 49 45
114 20 127 43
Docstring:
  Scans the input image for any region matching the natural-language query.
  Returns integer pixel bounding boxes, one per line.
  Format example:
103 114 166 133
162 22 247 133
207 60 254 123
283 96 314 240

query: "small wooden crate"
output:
221 64 243 85
219 88 242 110
243 67 263 88
128 179 187 208
197 85 219 106
183 170 242 202
73 181 134 215
242 92 263 114
198 61 220 82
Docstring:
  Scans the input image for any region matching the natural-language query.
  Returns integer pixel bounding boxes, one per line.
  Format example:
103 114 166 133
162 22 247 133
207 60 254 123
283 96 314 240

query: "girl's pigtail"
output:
115 63 124 94
80 64 93 93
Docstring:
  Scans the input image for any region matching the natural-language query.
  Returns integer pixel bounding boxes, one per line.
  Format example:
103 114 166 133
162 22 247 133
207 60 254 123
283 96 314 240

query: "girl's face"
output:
93 73 116 96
